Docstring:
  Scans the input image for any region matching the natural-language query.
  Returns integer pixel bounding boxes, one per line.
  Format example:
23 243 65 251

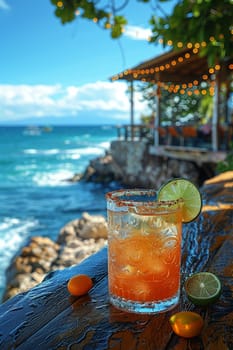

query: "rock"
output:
69 173 83 182
82 154 119 183
74 141 212 188
78 212 108 239
2 213 107 302
57 220 79 245
57 213 107 243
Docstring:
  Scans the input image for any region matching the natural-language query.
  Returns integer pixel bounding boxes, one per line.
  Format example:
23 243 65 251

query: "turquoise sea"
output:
0 125 118 301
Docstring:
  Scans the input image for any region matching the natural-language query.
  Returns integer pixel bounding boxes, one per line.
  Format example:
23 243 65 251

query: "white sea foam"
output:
24 143 110 158
0 217 37 257
42 149 60 155
69 154 80 160
58 147 106 161
0 217 21 230
24 149 60 155
0 217 39 298
75 147 105 155
24 149 38 154
33 169 74 186
99 141 111 149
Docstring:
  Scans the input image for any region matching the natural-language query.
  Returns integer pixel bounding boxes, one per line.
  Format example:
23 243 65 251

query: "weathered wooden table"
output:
0 172 233 350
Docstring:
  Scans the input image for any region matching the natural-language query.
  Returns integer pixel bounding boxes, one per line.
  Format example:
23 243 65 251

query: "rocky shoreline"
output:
1 149 218 303
72 147 213 188
2 213 107 302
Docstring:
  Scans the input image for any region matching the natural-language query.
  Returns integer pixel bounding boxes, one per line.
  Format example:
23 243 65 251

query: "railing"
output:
116 124 154 142
116 124 232 151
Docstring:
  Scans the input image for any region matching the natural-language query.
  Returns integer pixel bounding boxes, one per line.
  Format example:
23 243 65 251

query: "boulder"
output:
2 213 107 302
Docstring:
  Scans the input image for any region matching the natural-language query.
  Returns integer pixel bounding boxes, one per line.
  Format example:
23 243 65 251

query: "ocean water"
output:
0 125 118 301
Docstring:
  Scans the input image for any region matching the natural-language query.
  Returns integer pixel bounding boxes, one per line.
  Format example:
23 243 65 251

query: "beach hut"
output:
110 47 233 162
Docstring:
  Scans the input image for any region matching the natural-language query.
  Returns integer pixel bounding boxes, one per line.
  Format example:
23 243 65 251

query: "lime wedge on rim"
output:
184 272 221 306
158 178 202 223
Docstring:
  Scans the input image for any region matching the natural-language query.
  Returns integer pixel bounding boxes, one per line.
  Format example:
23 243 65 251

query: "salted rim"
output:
106 188 184 209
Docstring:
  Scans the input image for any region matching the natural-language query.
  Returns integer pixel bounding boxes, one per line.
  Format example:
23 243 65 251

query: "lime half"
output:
158 178 202 223
184 272 221 306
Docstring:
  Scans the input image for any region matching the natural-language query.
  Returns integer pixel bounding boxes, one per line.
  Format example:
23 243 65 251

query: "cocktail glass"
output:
106 189 183 314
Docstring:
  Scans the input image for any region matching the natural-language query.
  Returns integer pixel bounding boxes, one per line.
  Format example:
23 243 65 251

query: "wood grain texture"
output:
0 171 232 350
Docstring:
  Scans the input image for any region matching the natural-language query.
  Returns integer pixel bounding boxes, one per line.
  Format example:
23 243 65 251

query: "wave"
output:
24 149 60 155
23 146 108 161
23 143 109 157
99 141 111 149
0 217 37 251
72 147 105 155
0 217 39 299
24 149 38 154
33 169 74 186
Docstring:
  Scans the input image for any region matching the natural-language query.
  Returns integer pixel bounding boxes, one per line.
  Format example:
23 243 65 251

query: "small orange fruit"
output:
169 311 204 338
67 274 93 296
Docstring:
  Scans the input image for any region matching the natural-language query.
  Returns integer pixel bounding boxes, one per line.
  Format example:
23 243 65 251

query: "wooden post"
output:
154 82 161 147
212 76 220 151
130 80 134 140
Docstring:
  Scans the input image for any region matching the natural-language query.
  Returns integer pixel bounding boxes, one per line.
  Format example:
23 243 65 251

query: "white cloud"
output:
124 25 152 41
0 81 149 124
0 0 10 10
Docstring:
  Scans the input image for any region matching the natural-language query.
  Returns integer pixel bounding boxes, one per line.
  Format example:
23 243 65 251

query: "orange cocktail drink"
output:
106 189 183 314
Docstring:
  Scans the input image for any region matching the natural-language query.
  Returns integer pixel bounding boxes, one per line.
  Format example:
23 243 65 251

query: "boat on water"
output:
42 126 53 132
23 126 53 135
23 126 41 136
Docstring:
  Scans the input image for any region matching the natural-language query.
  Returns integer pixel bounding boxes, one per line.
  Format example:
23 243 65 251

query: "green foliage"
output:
160 88 202 125
136 82 203 125
140 114 154 125
198 94 214 124
111 16 128 39
216 144 233 173
150 0 233 66
50 0 233 66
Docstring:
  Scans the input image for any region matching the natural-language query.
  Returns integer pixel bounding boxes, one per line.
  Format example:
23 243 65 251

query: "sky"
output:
0 0 173 125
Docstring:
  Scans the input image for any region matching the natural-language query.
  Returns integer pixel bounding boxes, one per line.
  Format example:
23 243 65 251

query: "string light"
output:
112 46 200 81
161 81 216 97
111 40 233 90
105 22 111 29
